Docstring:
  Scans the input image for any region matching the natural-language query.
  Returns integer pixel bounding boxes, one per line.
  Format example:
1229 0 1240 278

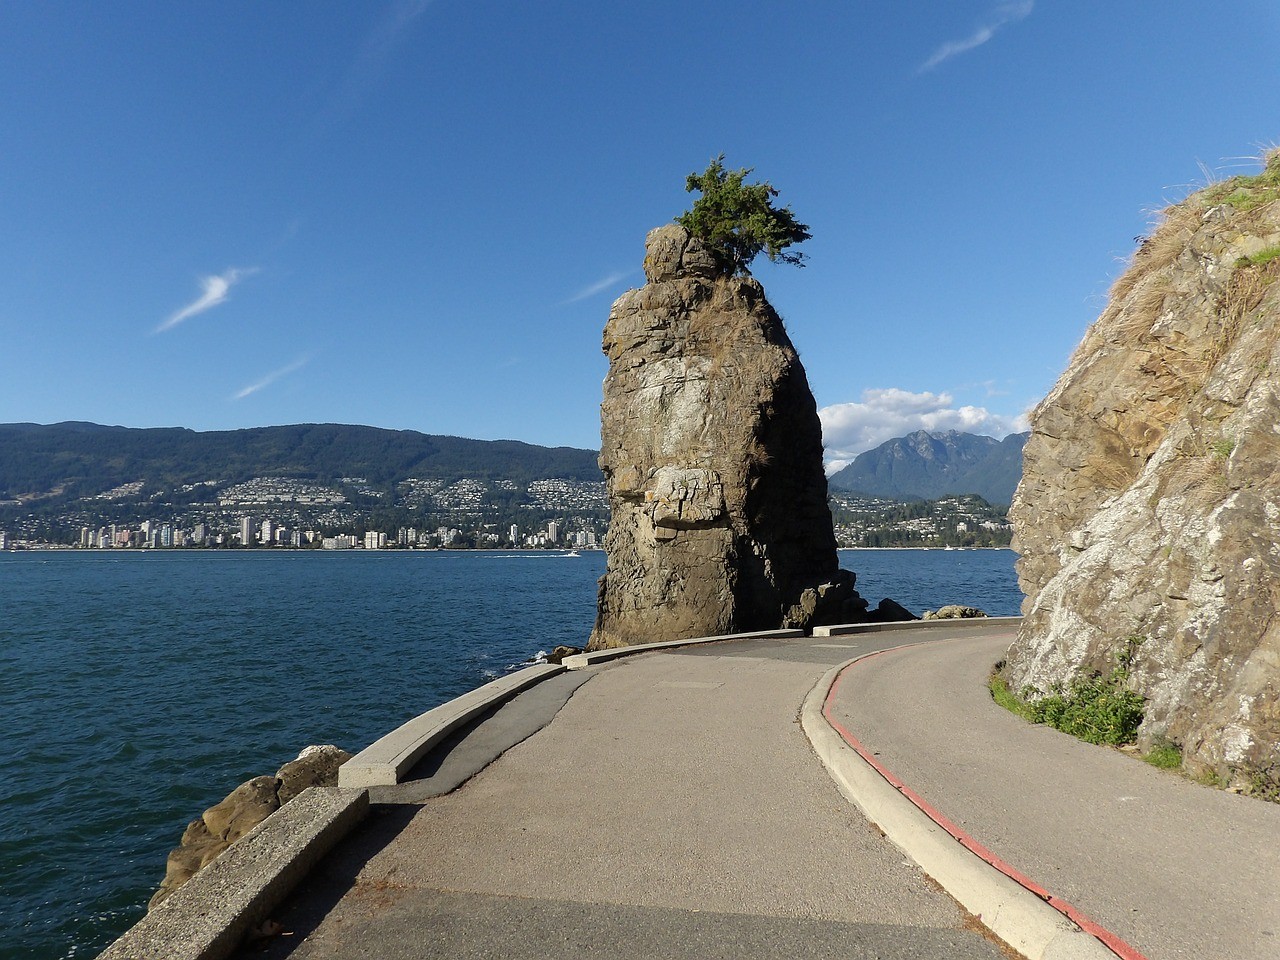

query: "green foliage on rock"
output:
675 155 811 274
991 637 1146 746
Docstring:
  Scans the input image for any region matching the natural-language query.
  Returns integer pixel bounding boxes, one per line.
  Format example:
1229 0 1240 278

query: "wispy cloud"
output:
918 1 1034 73
562 270 634 305
231 355 312 401
157 267 256 333
818 387 1030 472
325 0 435 125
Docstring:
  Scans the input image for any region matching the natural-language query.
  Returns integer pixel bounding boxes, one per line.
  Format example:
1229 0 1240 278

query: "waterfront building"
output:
0 531 8 550
239 516 255 547
546 521 559 543
192 523 207 545
508 524 519 545
261 519 276 544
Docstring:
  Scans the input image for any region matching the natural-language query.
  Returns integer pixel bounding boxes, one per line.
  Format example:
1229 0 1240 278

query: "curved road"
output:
827 631 1280 960
243 635 1010 960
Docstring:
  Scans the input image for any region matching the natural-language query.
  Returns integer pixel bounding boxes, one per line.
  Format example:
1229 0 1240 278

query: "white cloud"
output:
562 270 634 305
231 355 312 401
918 1 1033 73
157 267 256 333
819 387 1029 469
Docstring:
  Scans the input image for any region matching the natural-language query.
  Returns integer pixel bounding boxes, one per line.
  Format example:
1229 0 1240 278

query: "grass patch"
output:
1211 436 1236 460
989 638 1146 747
1202 152 1280 212
1238 244 1280 269
1144 739 1183 769
989 670 1033 720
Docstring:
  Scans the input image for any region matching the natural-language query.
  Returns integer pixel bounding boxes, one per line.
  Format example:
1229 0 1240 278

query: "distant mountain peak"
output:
828 430 1027 504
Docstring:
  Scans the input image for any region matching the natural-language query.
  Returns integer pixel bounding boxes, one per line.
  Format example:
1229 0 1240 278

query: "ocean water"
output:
0 547 1020 959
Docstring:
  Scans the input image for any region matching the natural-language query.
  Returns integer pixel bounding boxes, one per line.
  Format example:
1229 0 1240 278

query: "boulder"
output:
149 744 350 909
922 605 986 620
1006 151 1280 791
868 598 920 622
276 744 352 805
546 645 584 665
590 224 864 649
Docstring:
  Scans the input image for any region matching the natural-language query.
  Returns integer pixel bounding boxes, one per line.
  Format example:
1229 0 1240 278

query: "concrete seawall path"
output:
219 623 1278 960
234 629 1016 960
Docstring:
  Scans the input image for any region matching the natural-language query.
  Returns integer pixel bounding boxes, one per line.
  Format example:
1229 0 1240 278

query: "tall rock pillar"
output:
589 225 862 650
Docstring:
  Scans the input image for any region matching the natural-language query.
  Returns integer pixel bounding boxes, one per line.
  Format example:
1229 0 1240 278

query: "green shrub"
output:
992 637 1146 746
675 155 810 274
1026 669 1145 745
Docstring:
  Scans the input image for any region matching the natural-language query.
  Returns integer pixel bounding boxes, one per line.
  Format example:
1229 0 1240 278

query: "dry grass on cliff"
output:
1107 200 1202 311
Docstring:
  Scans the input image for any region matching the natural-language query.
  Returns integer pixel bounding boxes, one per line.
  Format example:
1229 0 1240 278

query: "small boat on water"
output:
563 550 581 557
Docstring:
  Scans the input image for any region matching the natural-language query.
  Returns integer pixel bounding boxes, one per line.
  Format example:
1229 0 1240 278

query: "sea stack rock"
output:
1006 151 1280 790
589 224 863 650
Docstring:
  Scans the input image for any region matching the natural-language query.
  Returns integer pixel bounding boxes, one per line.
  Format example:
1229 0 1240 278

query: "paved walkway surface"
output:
239 632 1010 960
827 629 1280 960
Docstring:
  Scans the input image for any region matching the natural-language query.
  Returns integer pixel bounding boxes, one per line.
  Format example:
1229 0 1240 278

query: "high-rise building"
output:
546 521 559 543
192 523 207 545
240 516 255 547
0 531 9 550
509 524 519 545
260 519 276 544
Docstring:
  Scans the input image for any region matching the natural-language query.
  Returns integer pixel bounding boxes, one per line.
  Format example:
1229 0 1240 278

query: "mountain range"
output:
0 422 1026 512
0 421 601 501
827 430 1027 505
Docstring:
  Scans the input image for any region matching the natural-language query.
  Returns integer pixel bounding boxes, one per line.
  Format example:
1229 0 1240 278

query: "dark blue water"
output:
0 548 1019 959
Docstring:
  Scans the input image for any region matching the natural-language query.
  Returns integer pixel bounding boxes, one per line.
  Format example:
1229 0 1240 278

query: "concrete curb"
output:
98 786 369 960
340 663 566 788
812 615 1022 637
801 648 1123 960
561 628 806 670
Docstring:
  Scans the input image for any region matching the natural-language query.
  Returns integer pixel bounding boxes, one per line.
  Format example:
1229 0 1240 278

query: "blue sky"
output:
2 2 1277 469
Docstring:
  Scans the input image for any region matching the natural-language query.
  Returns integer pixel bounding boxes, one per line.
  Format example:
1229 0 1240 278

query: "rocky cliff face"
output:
589 225 863 649
1007 153 1280 791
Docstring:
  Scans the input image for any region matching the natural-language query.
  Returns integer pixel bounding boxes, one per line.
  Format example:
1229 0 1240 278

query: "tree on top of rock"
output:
675 155 811 275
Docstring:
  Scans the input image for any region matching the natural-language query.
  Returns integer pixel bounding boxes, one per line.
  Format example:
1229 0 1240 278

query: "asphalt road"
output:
826 630 1280 960
240 635 1010 960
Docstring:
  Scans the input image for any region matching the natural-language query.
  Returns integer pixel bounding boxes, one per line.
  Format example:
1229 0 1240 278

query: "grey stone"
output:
921 605 985 620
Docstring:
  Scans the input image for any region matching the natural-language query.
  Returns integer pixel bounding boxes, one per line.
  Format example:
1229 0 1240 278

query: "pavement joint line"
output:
802 638 1149 960
561 627 805 669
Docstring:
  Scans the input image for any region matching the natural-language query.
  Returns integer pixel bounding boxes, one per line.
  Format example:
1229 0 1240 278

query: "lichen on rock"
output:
1006 150 1280 793
589 224 866 649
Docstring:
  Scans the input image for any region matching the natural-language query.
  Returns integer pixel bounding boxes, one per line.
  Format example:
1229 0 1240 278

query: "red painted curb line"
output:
822 647 1151 960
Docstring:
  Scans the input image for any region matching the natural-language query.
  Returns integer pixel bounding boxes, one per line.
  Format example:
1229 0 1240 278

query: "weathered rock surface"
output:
922 604 986 620
590 224 865 649
149 744 351 909
1007 153 1280 791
